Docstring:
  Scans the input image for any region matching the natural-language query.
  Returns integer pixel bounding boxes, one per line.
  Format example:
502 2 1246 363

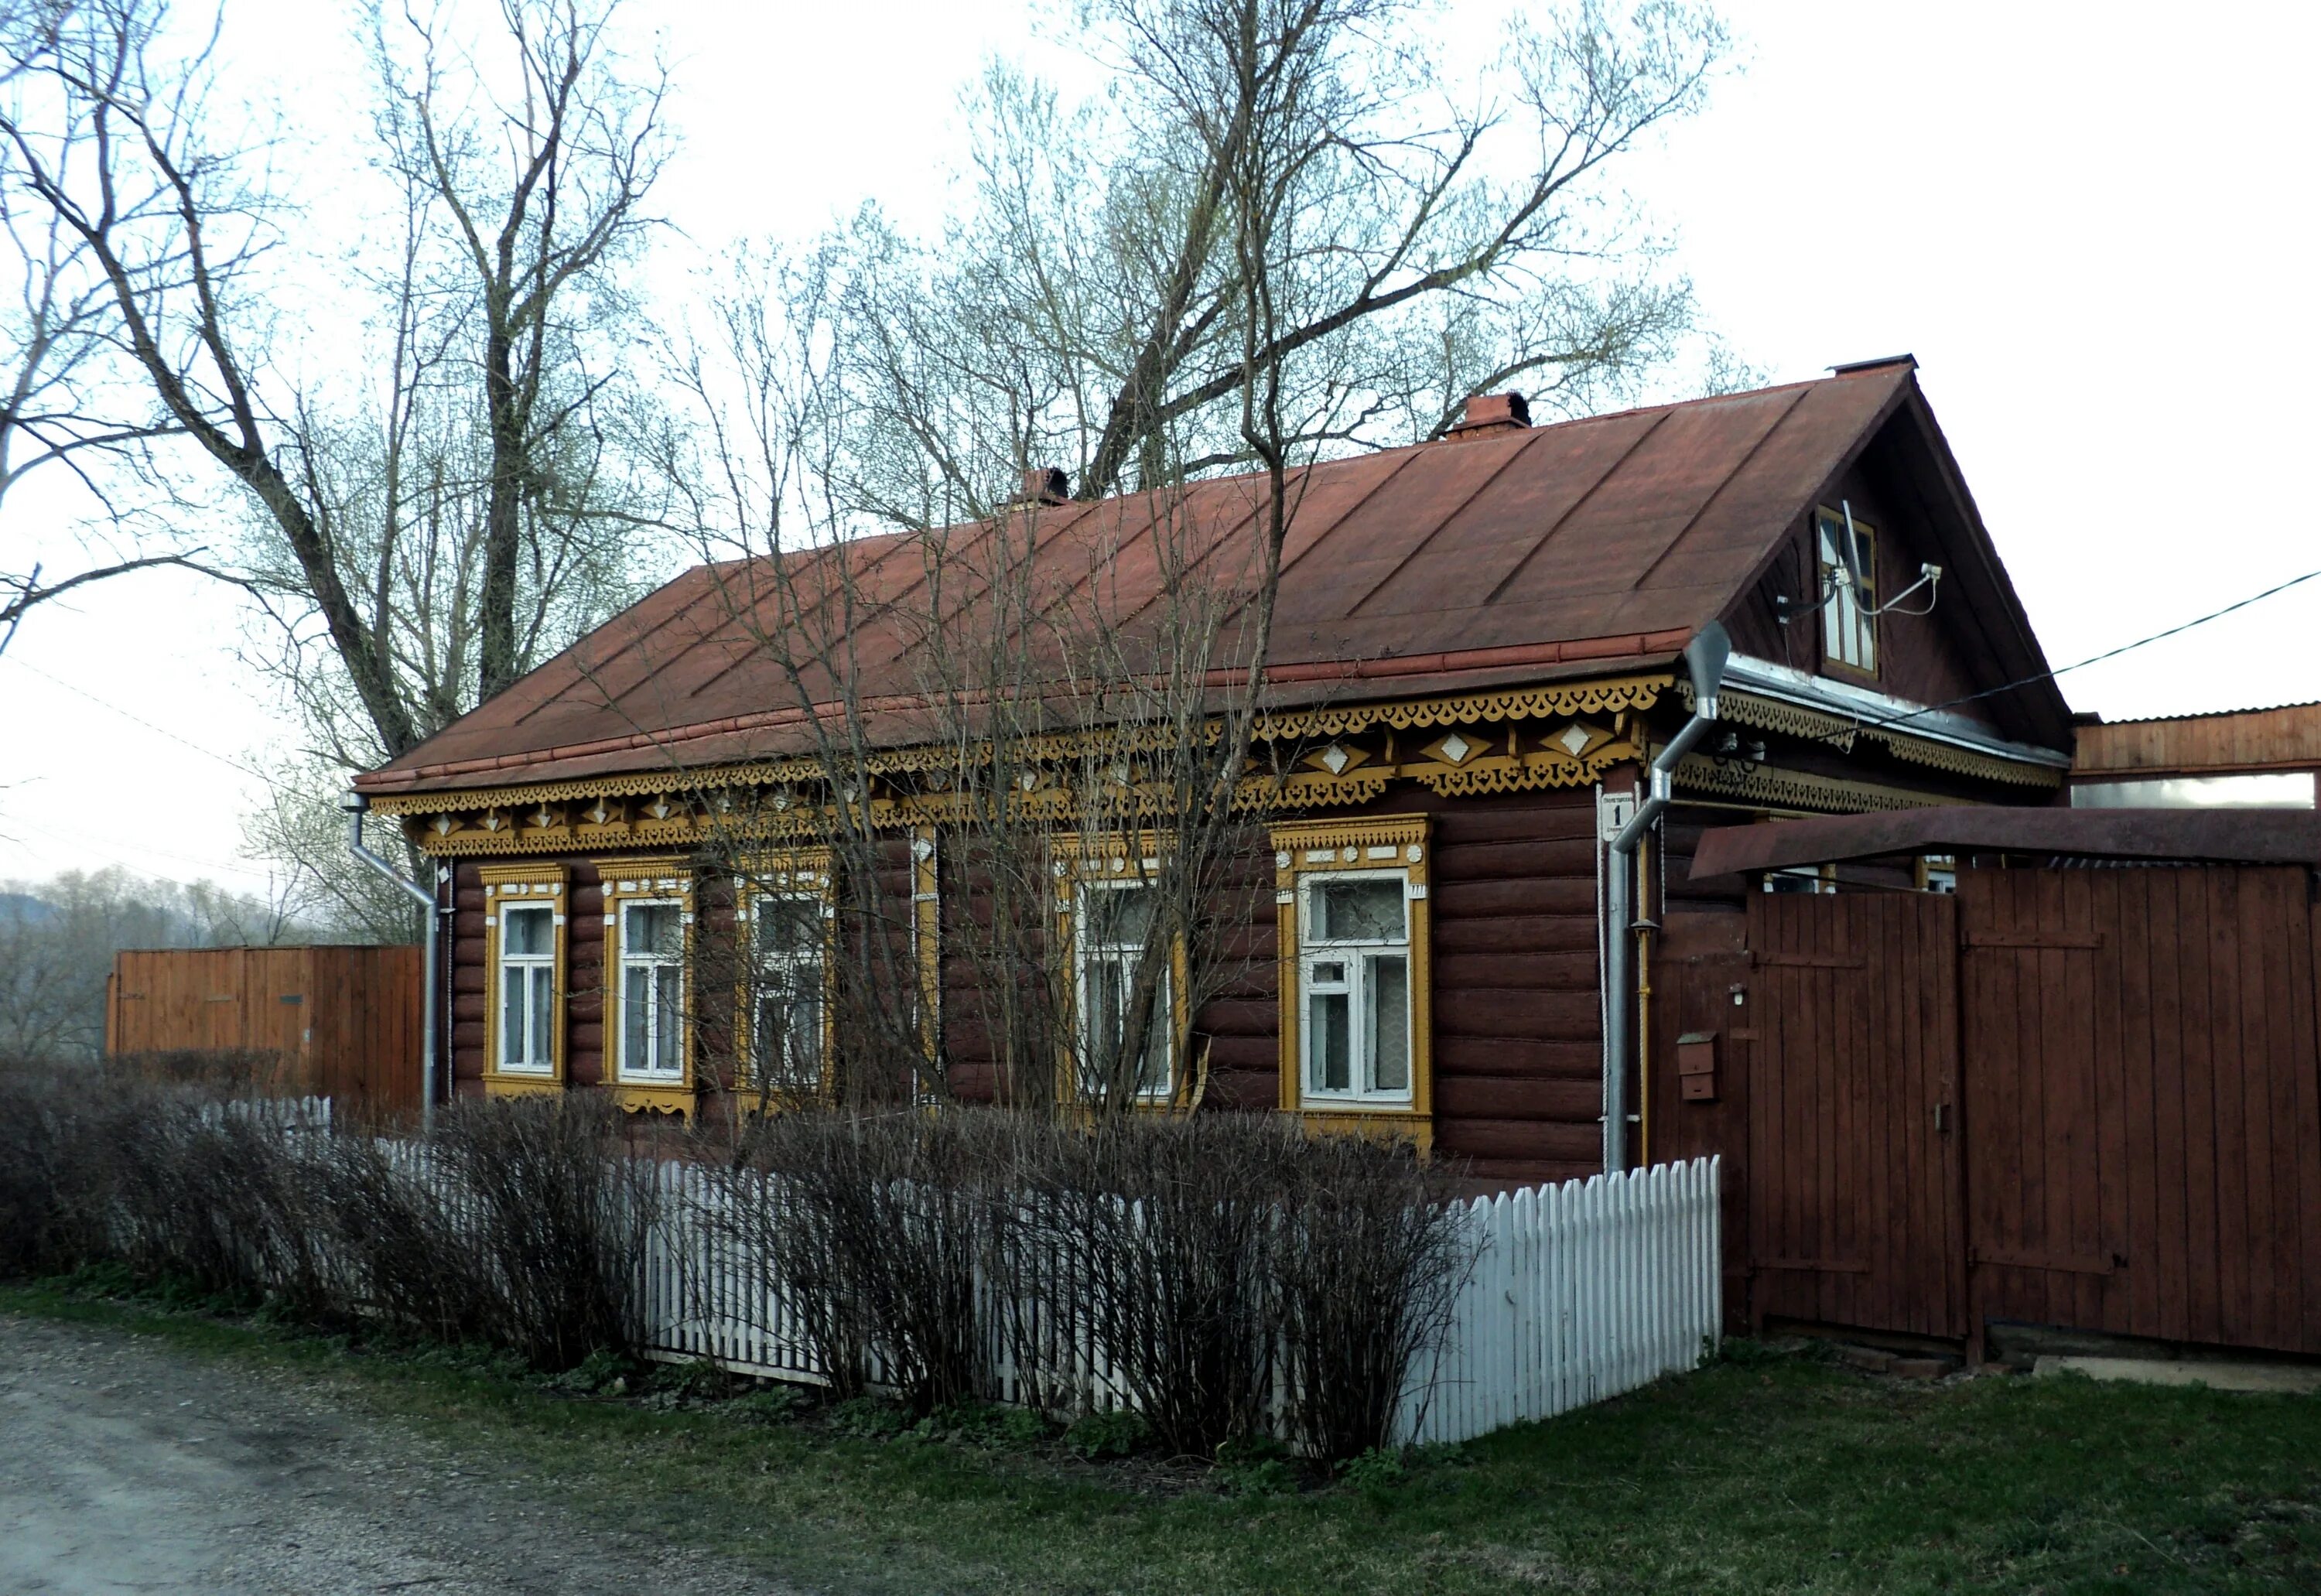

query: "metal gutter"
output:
341 791 441 1132
1716 654 2073 771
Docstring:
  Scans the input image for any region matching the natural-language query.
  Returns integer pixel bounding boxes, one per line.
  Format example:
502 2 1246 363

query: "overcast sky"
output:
4 0 2317 896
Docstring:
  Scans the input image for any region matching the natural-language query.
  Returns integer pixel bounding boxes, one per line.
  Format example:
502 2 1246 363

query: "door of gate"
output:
1959 865 2321 1355
1743 891 1967 1339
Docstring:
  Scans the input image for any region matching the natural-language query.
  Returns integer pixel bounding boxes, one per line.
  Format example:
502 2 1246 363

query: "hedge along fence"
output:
0 1064 1720 1457
645 1127 1725 1451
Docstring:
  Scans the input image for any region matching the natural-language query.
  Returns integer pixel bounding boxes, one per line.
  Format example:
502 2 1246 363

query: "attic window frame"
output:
1814 505 1879 679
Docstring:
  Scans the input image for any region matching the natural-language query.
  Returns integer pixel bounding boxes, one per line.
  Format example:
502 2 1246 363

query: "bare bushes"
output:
1273 1134 1474 1461
0 1068 656 1372
429 1095 659 1369
706 1106 1475 1458
716 1109 1001 1408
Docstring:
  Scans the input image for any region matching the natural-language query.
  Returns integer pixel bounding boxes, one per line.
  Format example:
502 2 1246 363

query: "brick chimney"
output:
1016 466 1071 505
1447 391 1532 436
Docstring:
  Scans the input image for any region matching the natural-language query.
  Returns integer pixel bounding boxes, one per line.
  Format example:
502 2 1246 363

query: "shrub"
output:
710 1108 998 1411
427 1093 661 1371
1063 1406 1150 1460
1272 1132 1472 1461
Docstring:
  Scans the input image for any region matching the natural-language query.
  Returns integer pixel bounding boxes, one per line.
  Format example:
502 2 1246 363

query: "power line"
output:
1808 562 2321 747
1 653 278 784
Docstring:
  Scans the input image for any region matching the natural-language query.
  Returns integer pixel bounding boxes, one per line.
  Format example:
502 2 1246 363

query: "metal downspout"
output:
1602 622 1731 1174
341 791 440 1133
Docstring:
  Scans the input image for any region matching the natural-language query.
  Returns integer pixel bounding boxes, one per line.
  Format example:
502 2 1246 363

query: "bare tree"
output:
0 0 670 765
762 0 1728 533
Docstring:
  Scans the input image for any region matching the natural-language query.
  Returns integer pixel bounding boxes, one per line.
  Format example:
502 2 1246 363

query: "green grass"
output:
8 1281 2321 1594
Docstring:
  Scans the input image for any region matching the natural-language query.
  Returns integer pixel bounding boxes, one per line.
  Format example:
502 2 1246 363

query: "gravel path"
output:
0 1311 796 1595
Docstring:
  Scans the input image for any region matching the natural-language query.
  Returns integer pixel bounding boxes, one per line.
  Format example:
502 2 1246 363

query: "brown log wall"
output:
443 788 1611 1181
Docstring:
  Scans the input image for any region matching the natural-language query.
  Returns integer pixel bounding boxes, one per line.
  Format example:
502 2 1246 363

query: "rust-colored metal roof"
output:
1687 806 2321 883
2074 700 2321 777
361 363 1925 797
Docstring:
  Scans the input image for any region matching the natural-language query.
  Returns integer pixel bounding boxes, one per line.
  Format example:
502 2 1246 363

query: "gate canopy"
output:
1687 806 2321 886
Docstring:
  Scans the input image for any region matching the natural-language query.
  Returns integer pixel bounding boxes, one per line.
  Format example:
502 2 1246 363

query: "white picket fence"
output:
638 1153 1721 1445
1397 1156 1722 1444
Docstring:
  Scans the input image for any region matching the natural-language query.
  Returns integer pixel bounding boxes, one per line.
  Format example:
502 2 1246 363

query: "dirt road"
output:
0 1311 791 1595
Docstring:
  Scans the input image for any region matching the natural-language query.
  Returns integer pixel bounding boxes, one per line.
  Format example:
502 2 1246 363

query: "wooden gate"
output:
1655 864 2321 1355
1962 866 2321 1355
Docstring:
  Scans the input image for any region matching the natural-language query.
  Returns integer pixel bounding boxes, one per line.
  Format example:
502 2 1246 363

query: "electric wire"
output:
1805 562 2321 748
2 653 279 784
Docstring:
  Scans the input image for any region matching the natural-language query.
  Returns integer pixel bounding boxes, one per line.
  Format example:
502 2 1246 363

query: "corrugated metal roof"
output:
360 364 1921 796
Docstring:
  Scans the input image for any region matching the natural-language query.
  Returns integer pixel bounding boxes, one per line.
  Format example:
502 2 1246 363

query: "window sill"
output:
1294 1107 1433 1151
607 1080 698 1117
483 1072 563 1099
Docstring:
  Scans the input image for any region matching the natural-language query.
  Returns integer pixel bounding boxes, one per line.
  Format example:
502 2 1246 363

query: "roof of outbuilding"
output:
359 360 2038 798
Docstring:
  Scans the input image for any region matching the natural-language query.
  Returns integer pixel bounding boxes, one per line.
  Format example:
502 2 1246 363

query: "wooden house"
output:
352 356 2073 1188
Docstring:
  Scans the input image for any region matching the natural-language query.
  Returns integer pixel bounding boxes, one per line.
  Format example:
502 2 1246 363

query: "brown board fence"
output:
1653 863 2321 1358
107 945 422 1115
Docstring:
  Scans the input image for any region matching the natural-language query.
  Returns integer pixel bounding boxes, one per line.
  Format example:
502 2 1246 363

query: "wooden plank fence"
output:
638 1155 1721 1445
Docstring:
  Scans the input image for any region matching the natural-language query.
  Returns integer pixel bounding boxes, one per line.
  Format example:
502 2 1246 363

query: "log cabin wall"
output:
450 856 607 1095
445 786 1612 1187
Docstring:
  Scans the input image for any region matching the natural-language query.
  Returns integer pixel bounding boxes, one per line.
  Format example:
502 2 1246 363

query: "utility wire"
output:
1807 562 2321 747
2 653 278 784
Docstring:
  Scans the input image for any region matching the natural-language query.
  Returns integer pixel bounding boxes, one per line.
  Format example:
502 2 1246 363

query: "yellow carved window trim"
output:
596 855 699 1116
1271 815 1433 1147
1051 831 1192 1110
733 846 837 1109
480 862 569 1099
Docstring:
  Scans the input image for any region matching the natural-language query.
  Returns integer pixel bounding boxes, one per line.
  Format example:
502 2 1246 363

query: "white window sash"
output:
618 898 687 1082
1075 880 1175 1100
1297 870 1413 1106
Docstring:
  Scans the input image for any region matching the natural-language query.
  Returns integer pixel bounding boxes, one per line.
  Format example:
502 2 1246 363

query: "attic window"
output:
1815 506 1878 675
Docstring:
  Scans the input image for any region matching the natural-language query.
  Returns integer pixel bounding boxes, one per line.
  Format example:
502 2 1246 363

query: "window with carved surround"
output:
596 856 698 1114
1052 833 1188 1107
480 863 568 1096
1271 815 1432 1141
734 848 836 1104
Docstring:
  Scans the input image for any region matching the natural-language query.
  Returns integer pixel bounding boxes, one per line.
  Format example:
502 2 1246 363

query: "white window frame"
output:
748 889 832 1094
617 896 689 1083
496 902 559 1075
1297 868 1416 1107
1073 875 1177 1103
1816 507 1878 675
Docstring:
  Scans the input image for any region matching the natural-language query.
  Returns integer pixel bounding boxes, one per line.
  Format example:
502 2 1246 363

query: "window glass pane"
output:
1315 878 1404 942
504 904 551 956
627 903 682 957
1310 959 1345 985
528 968 552 1068
756 897 820 957
1086 883 1155 947
1085 957 1125 1085
1368 954 1409 1093
653 964 682 1071
1139 972 1172 1096
624 965 649 1070
501 965 527 1066
1311 989 1350 1092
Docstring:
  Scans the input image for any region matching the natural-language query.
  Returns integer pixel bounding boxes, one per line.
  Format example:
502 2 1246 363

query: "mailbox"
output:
1677 1030 1718 1102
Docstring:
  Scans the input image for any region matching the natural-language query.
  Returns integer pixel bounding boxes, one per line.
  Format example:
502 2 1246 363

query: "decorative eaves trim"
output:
1680 655 2069 788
